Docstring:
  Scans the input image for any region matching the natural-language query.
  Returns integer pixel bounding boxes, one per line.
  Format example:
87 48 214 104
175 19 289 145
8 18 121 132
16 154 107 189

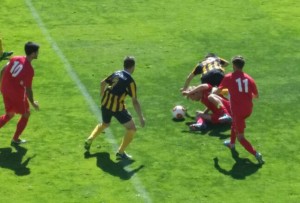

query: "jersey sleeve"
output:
127 80 137 98
192 63 203 75
22 64 34 88
104 73 114 84
249 77 258 96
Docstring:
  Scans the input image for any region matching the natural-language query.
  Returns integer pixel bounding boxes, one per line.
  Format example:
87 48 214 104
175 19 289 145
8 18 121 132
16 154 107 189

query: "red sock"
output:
230 127 236 145
197 117 204 124
13 117 29 141
239 138 256 155
216 105 229 116
0 114 12 128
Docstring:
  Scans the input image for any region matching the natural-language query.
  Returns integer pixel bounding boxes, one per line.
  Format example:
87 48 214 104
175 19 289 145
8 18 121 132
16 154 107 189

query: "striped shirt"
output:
101 70 137 112
192 57 225 76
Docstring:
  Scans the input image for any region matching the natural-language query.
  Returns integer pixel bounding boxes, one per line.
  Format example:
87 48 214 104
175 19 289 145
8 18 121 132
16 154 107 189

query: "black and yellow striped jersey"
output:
192 57 225 76
101 70 137 112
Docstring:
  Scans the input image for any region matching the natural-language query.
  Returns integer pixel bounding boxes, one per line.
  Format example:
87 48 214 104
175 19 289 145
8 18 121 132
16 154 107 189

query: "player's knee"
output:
126 124 137 133
22 112 31 118
7 113 15 119
237 134 245 142
100 123 109 128
208 94 215 102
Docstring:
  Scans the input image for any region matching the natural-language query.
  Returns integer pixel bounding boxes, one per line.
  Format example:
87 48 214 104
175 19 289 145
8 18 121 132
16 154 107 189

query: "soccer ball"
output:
172 105 186 119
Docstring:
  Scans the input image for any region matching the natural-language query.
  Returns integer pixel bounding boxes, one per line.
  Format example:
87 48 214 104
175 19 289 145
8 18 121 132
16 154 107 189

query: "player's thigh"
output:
101 106 113 124
114 109 136 130
3 94 29 115
232 112 250 134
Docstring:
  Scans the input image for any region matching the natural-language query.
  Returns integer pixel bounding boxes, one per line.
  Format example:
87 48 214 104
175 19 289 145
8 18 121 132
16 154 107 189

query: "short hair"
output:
205 53 217 58
123 56 135 69
231 55 245 69
25 42 39 56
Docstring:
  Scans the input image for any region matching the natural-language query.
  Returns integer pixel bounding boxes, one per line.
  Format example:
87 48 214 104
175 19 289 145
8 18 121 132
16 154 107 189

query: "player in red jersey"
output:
216 56 264 165
0 42 40 145
182 84 231 131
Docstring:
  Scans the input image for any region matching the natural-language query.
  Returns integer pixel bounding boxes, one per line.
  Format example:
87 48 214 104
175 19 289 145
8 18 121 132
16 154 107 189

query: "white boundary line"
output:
25 1 151 202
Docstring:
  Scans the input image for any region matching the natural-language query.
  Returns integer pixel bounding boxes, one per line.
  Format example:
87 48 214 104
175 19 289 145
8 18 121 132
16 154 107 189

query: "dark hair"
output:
205 53 217 58
25 42 39 56
232 56 245 69
123 56 135 69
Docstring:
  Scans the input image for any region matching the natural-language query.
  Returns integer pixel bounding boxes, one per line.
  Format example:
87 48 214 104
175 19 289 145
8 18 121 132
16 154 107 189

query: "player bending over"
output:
181 53 229 92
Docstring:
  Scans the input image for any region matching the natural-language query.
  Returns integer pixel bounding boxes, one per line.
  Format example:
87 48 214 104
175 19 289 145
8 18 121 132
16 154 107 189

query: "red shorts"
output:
231 107 252 134
2 94 30 114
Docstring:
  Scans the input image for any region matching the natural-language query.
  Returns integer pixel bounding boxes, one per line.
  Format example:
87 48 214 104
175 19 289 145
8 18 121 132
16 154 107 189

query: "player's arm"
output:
100 78 107 97
132 97 145 127
182 84 209 96
212 87 222 95
26 87 39 110
129 81 145 127
219 57 229 67
181 72 195 92
250 78 259 99
0 64 7 85
252 87 259 98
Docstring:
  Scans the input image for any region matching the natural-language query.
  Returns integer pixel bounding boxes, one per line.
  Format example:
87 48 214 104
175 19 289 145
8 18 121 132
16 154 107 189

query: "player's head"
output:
231 55 245 70
123 56 135 71
25 42 39 59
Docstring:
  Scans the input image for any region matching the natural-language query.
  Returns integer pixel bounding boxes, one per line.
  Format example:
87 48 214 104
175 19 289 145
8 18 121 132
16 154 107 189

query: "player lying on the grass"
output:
0 38 13 61
182 84 232 131
180 53 229 92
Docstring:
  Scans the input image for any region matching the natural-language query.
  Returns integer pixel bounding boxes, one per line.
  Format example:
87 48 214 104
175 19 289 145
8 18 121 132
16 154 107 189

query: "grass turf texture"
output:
0 0 300 202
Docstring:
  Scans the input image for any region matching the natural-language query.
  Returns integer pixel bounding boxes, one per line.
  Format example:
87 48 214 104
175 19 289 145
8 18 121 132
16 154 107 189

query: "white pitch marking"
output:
25 1 152 202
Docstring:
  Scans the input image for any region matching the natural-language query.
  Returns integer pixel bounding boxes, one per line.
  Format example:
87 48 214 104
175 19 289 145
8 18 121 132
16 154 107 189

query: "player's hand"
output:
182 90 189 96
180 87 187 92
140 117 145 127
32 101 40 111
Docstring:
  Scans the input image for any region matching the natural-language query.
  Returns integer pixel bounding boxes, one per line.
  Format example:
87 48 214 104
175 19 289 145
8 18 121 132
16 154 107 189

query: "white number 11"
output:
236 78 248 93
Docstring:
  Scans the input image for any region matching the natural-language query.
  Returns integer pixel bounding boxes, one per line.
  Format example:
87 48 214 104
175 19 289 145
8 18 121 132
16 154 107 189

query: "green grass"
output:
1 0 300 202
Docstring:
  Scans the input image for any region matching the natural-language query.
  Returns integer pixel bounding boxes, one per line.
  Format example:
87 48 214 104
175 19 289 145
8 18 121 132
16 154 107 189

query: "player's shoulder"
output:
242 72 255 80
224 72 233 78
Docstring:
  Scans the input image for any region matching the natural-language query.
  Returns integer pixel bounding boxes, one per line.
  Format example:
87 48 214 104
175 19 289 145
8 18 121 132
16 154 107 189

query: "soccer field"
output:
1 0 300 202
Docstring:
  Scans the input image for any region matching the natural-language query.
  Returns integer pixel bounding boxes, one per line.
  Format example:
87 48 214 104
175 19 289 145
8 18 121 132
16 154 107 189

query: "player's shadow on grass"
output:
0 145 34 176
183 121 230 140
213 149 261 180
84 151 144 180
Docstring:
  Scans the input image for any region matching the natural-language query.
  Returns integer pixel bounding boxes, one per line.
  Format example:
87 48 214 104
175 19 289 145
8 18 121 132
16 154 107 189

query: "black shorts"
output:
201 70 224 86
101 106 132 124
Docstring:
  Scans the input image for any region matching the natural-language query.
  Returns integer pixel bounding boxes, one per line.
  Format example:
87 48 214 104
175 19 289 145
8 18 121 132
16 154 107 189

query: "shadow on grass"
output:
182 121 230 140
0 145 35 176
213 148 261 180
84 151 144 180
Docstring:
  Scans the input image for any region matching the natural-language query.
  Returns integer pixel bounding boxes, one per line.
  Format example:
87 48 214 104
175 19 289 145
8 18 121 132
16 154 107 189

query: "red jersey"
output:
1 56 34 99
219 70 258 113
